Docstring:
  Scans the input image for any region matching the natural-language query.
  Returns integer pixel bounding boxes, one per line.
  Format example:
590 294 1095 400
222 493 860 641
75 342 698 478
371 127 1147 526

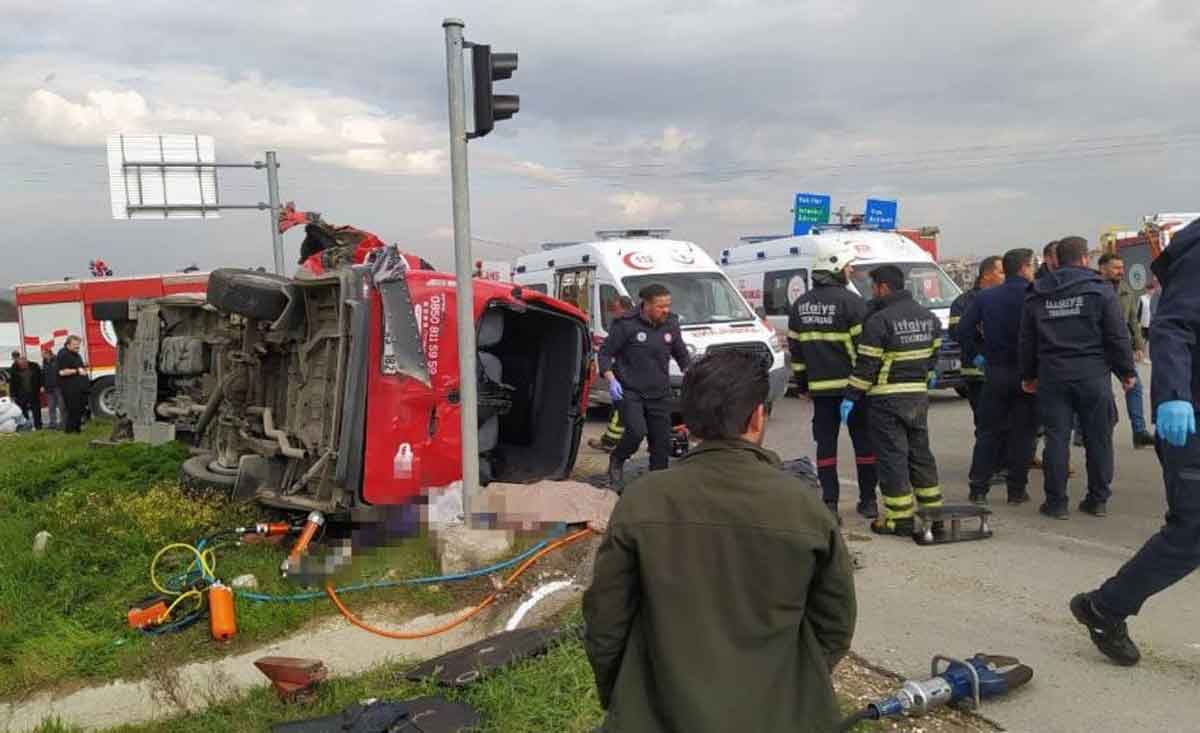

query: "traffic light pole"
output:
442 17 481 523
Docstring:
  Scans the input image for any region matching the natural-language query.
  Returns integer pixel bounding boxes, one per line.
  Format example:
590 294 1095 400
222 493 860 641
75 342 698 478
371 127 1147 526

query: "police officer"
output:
1070 217 1200 667
950 256 1003 420
1019 236 1137 519
599 284 691 491
843 265 943 535
960 248 1039 506
788 239 877 520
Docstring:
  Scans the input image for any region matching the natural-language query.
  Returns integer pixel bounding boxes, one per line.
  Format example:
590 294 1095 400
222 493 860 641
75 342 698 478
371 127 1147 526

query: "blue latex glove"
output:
973 354 986 370
608 377 624 402
840 399 855 424
1156 400 1196 447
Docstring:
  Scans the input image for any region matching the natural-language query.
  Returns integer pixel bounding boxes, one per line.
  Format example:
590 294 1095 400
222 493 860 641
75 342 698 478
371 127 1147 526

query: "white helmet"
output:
813 238 858 273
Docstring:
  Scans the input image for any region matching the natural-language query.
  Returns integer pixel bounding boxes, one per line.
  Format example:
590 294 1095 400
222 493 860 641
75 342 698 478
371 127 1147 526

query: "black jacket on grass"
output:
787 272 868 396
583 440 856 733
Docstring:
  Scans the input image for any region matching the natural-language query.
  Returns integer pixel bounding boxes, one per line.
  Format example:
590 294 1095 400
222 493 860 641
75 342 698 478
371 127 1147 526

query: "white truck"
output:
512 229 789 407
721 227 967 392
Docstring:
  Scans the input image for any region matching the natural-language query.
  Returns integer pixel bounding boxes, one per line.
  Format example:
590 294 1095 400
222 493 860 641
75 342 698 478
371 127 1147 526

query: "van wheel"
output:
180 454 238 494
206 269 291 322
89 376 119 419
92 300 130 322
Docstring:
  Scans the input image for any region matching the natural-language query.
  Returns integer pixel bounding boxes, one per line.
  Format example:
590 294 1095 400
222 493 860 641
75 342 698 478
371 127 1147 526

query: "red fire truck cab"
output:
14 272 209 417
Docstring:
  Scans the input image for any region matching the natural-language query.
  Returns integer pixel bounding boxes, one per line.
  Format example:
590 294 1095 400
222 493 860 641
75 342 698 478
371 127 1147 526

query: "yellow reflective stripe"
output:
868 382 928 396
885 347 936 361
883 494 914 508
790 330 854 343
791 362 807 373
883 494 916 520
960 367 983 376
879 354 893 384
932 338 943 350
848 376 874 391
849 323 863 336
858 344 884 358
809 378 849 391
914 485 942 498
948 316 961 326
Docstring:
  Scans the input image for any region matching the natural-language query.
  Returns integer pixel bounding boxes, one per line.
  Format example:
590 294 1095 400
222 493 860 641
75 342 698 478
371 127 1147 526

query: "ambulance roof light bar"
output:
594 228 672 240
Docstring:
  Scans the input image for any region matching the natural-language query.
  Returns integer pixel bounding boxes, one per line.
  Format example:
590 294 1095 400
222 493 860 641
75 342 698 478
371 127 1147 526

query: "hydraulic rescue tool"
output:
838 653 1032 731
912 505 993 545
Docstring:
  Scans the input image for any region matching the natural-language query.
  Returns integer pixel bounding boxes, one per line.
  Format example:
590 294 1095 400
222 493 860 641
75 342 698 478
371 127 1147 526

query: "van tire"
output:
89 376 119 419
206 269 290 322
92 300 130 323
180 454 237 494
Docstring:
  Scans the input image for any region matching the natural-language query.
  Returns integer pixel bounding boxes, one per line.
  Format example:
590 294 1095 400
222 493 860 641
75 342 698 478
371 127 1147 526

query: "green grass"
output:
0 424 452 699
31 611 885 733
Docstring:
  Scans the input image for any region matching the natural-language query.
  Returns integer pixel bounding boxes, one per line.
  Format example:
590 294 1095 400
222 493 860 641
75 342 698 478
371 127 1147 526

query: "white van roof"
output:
514 235 722 279
720 229 935 268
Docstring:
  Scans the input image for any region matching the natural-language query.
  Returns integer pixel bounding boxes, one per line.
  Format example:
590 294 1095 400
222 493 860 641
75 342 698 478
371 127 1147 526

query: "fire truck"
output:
1100 213 1200 292
13 272 209 417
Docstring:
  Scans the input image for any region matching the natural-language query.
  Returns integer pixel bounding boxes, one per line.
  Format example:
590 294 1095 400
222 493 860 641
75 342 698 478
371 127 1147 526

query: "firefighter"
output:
959 248 1039 506
1019 236 1137 519
949 256 1003 420
787 239 878 520
1070 217 1200 667
843 265 943 535
599 284 691 491
589 297 636 453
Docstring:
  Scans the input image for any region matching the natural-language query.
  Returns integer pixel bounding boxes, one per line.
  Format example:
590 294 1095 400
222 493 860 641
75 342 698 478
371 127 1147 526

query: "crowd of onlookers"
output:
0 336 90 434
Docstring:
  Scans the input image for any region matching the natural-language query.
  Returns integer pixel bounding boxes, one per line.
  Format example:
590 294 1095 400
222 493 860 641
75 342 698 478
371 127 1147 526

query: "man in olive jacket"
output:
584 349 857 733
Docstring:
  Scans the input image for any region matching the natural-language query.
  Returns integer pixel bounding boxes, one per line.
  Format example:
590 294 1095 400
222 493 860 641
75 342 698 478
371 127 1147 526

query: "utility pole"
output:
443 18 480 522
265 151 284 274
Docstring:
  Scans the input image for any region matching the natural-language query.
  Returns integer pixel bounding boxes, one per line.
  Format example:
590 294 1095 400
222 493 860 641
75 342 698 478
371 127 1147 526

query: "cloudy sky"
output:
3 0 1200 287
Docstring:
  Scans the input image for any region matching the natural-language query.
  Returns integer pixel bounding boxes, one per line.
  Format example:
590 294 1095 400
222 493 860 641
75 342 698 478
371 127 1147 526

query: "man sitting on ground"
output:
584 349 856 732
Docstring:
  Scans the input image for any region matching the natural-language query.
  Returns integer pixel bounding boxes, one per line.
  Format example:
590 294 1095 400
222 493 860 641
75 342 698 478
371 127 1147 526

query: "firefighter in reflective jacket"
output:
788 239 878 520
843 264 944 535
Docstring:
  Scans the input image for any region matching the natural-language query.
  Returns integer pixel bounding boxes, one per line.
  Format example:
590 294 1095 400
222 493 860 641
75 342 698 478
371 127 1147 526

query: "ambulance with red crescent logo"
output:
512 229 789 408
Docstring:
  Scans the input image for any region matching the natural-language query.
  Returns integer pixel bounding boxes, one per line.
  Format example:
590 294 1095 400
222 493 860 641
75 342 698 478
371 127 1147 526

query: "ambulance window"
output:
555 268 595 318
763 269 808 316
599 284 626 331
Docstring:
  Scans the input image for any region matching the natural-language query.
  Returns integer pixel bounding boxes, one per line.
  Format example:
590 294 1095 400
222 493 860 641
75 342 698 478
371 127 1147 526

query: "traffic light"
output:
470 44 519 139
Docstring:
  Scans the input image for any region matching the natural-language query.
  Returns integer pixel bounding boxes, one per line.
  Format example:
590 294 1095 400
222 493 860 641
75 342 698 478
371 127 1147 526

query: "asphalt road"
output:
582 362 1200 732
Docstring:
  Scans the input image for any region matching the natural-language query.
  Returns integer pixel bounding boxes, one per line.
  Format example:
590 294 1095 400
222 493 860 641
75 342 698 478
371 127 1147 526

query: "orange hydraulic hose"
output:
325 528 594 640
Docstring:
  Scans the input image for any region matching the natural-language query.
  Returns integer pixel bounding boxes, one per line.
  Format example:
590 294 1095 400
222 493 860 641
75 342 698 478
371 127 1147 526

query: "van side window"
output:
599 284 624 331
763 269 808 316
554 268 595 319
523 283 548 294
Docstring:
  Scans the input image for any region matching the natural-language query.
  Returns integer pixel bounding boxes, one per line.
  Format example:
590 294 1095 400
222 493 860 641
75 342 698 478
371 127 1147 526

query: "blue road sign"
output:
793 193 831 235
864 199 898 230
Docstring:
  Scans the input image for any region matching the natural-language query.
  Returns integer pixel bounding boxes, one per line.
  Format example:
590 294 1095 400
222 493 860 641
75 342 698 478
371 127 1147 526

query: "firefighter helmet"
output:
813 239 858 273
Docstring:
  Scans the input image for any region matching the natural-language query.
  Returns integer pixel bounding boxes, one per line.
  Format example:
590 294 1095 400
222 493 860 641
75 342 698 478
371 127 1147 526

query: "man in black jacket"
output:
598 284 691 491
1019 236 1137 519
844 265 943 535
1070 217 1200 667
7 351 43 430
788 239 877 520
40 345 61 430
950 255 1003 420
960 248 1039 506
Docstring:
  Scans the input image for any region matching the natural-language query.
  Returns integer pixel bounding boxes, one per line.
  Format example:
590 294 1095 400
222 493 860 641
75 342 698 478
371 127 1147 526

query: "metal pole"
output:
265 151 284 275
443 18 480 523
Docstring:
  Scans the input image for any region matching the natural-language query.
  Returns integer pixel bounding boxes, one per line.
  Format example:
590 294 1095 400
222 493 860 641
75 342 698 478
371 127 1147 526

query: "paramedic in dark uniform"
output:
1019 236 1137 519
843 265 943 535
788 239 877 520
949 256 1003 420
599 284 691 491
1070 217 1200 667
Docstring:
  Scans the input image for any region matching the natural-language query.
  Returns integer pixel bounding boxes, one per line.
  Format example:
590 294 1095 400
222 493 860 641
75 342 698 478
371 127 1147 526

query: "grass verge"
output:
0 424 452 699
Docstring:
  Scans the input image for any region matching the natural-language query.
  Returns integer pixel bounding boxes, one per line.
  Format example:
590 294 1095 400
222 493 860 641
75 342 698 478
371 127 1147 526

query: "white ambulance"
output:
512 229 789 407
720 227 966 391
